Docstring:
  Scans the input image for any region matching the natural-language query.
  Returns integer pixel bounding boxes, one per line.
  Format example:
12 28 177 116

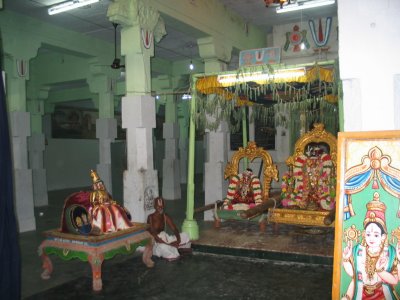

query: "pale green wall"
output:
44 139 99 190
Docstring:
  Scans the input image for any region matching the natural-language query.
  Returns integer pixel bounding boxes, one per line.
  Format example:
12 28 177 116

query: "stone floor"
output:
193 220 334 265
20 186 334 299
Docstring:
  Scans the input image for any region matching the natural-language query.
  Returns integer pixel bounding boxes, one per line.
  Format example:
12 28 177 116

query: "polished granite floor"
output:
20 186 334 299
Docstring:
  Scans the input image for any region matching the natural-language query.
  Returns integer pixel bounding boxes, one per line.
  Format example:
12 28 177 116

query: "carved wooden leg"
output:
259 220 266 232
40 251 53 280
142 241 155 268
273 223 280 234
88 254 104 292
214 218 221 228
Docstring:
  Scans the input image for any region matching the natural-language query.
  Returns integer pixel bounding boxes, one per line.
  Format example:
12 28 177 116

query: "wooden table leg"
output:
214 218 221 228
273 222 280 234
88 254 104 292
142 240 154 268
40 251 53 280
259 220 266 232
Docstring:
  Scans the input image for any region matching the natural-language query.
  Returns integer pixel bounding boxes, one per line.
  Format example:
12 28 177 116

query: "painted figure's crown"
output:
364 192 387 233
90 169 102 184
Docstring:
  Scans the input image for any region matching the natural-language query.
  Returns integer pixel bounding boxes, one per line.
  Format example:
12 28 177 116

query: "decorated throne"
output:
270 123 337 227
214 141 279 231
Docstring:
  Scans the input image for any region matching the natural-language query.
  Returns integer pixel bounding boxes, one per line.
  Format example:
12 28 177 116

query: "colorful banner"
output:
239 47 281 67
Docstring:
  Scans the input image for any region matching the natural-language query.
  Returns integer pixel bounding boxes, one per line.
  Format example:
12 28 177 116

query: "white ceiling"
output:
3 0 338 66
219 0 337 34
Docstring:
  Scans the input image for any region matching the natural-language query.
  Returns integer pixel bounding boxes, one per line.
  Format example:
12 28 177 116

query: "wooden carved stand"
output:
38 223 154 292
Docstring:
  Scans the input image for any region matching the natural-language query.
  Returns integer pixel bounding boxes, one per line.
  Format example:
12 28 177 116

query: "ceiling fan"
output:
110 23 125 70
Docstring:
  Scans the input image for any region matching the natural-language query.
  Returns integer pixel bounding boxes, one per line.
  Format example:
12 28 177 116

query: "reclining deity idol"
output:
60 170 133 235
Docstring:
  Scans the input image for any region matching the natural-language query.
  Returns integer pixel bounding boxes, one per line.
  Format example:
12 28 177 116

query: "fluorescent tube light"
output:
217 68 306 85
276 0 335 14
48 0 100 15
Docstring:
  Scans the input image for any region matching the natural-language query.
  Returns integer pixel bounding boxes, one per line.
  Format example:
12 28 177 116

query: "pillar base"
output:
181 219 199 241
32 169 48 207
124 169 159 223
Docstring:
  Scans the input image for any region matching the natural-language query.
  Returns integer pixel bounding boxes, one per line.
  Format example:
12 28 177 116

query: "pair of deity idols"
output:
222 147 336 212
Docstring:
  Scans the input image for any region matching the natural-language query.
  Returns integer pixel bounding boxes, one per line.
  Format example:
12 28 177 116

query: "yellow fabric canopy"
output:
195 66 337 104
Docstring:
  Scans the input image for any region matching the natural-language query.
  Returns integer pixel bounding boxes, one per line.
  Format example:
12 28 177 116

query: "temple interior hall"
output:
1 0 400 299
21 185 334 299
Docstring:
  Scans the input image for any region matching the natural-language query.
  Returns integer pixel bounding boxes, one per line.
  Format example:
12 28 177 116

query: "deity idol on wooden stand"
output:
60 170 133 235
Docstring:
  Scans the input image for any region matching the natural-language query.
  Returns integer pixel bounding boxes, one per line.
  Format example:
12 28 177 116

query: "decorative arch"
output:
224 141 278 201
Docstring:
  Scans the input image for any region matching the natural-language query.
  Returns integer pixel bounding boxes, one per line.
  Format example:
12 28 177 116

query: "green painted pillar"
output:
160 75 181 200
26 86 49 134
165 93 176 123
108 0 165 222
88 71 117 193
2 33 40 232
178 100 190 184
108 0 166 97
182 76 199 240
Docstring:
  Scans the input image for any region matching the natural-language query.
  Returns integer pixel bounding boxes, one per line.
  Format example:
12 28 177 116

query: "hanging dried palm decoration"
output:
192 62 339 132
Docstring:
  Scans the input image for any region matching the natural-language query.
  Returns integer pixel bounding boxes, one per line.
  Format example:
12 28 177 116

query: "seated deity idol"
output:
224 168 262 210
60 170 133 235
281 147 335 211
89 170 133 233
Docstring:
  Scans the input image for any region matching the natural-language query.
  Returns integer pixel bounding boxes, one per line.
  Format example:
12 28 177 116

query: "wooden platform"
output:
38 223 154 291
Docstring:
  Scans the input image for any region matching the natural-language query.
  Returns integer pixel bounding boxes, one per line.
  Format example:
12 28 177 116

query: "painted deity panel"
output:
333 131 400 300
